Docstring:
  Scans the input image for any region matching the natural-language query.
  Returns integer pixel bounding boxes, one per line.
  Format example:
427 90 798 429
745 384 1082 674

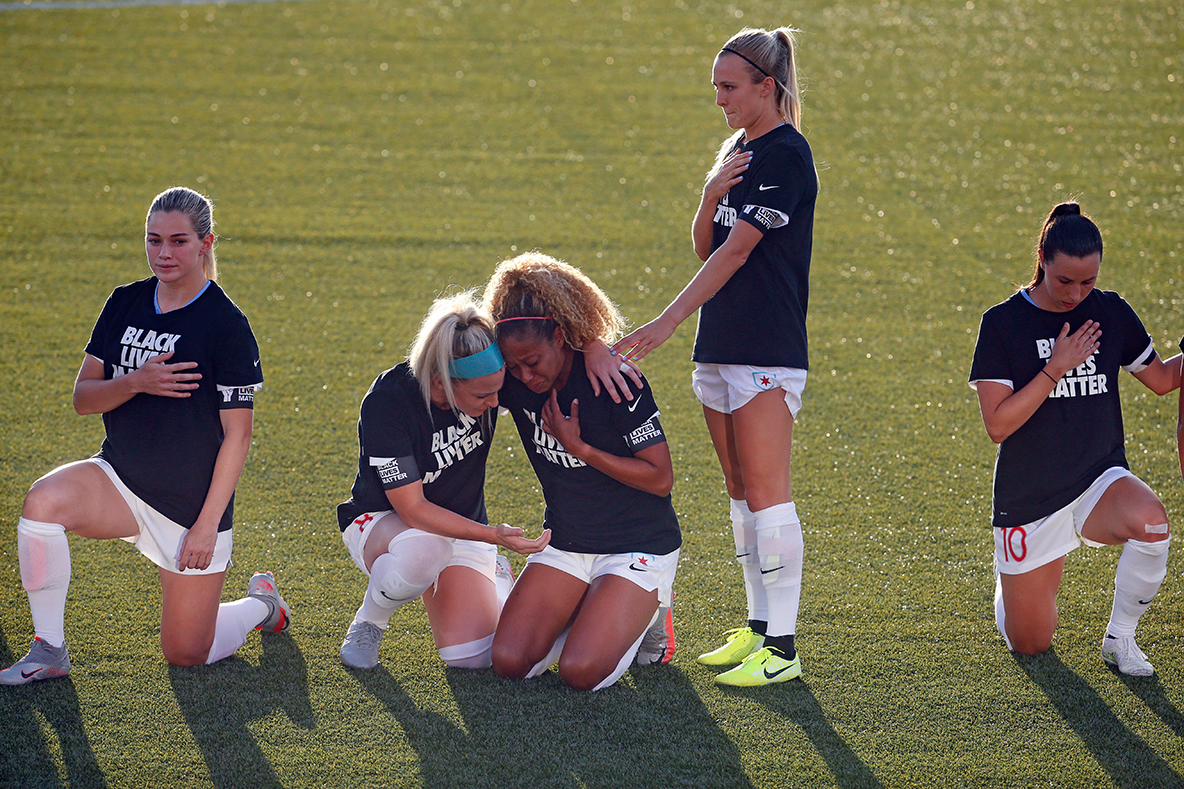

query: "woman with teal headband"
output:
335 291 551 671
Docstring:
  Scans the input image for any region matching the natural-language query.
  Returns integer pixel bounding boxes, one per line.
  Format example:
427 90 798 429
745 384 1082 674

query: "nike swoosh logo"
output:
735 552 751 558
758 184 778 191
763 664 793 679
21 669 42 679
628 562 648 572
379 591 399 601
627 398 643 413
760 566 784 575
254 359 260 367
1138 598 1154 605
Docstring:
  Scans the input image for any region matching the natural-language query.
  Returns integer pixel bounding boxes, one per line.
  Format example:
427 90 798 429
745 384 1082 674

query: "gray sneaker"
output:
0 638 71 686
247 571 291 633
341 620 384 669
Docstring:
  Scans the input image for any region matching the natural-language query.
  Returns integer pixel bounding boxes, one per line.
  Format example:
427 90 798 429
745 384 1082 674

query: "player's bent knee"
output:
386 530 453 589
1007 628 1054 655
22 478 72 525
162 642 210 667
558 654 611 692
491 642 531 679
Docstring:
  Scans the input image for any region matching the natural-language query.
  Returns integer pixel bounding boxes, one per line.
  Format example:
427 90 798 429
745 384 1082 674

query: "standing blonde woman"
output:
616 27 817 685
1 187 287 685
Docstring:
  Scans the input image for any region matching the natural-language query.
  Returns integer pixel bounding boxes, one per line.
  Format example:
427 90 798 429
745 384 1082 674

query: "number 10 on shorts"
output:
1000 526 1027 563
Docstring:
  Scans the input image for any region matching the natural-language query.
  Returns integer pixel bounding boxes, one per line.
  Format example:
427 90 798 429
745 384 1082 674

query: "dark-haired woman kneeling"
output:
969 202 1181 674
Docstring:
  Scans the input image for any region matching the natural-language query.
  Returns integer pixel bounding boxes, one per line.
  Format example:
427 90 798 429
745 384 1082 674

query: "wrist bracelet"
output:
1040 368 1059 384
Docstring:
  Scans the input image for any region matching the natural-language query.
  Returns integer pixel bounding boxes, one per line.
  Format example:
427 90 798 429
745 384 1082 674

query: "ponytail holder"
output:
448 343 504 379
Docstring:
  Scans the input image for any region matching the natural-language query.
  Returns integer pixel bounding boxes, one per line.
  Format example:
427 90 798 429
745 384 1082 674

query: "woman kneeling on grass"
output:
486 252 681 691
336 292 551 671
1 187 288 686
969 202 1181 674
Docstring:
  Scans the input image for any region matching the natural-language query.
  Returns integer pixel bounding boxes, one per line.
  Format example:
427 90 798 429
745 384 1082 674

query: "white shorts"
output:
526 544 679 605
692 363 807 417
91 457 234 575
341 510 497 581
994 466 1135 575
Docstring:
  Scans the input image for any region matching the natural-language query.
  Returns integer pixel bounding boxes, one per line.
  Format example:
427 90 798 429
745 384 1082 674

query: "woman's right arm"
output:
73 352 201 415
977 320 1100 443
384 482 550 556
613 221 764 363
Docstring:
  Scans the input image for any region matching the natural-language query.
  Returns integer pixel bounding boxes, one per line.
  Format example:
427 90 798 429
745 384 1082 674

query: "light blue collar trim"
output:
155 280 211 314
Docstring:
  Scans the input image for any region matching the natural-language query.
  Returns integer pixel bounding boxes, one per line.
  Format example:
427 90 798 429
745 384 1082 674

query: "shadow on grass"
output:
1014 648 1182 788
168 633 314 789
348 662 754 788
743 678 883 789
0 629 108 789
1117 672 1184 738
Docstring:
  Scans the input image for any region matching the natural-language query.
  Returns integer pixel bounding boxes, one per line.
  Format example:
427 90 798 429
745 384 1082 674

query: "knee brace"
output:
370 530 453 607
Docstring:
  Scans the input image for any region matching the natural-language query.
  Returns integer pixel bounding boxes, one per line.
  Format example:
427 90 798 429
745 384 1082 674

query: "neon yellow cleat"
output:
714 647 801 686
696 626 764 666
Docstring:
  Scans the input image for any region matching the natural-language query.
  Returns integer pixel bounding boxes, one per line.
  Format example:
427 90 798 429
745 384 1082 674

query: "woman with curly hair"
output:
485 252 681 691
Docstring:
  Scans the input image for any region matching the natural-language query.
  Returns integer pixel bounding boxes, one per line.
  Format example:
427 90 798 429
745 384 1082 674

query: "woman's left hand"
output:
540 390 585 456
177 522 217 571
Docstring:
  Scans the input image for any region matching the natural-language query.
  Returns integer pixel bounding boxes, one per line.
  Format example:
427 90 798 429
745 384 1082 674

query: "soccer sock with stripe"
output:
1106 535 1170 638
753 502 803 655
731 498 768 624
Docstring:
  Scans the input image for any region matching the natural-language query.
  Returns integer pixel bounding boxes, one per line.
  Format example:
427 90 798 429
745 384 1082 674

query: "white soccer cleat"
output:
1101 634 1154 677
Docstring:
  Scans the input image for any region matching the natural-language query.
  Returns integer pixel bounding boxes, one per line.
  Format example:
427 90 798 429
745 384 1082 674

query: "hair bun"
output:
1051 202 1081 218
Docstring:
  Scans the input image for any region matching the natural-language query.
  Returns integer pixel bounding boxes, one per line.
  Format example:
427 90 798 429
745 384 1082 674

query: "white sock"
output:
753 502 803 638
205 597 270 664
17 518 71 648
731 499 767 622
993 562 1013 650
439 634 495 669
1106 536 1170 638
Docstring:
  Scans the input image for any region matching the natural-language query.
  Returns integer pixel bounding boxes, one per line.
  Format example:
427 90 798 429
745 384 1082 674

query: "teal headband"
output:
448 343 504 379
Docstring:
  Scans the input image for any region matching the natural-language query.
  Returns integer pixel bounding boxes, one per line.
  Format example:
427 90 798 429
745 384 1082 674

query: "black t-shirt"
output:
85 278 262 531
498 354 681 555
693 123 818 368
337 362 495 531
969 289 1155 527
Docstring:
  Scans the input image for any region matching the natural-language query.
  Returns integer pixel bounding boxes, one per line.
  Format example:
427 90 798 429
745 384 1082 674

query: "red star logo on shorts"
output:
759 375 771 387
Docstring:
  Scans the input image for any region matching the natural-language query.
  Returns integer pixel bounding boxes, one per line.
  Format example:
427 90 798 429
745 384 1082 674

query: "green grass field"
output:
2 0 1183 786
